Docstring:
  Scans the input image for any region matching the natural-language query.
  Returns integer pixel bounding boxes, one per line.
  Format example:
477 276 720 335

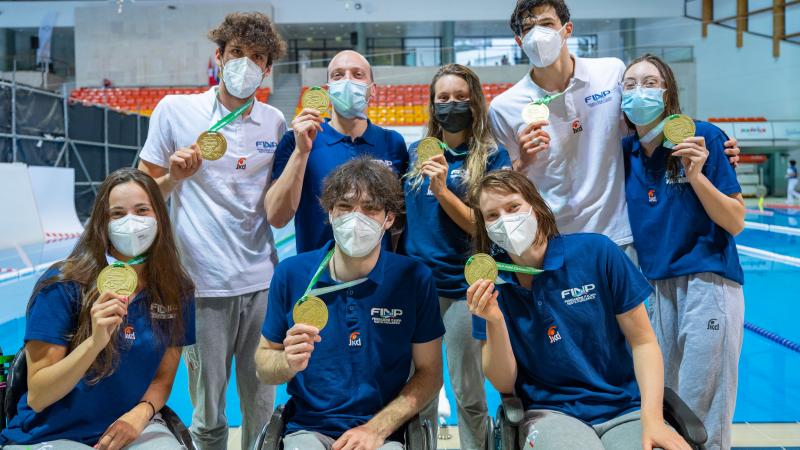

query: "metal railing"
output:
1 65 144 218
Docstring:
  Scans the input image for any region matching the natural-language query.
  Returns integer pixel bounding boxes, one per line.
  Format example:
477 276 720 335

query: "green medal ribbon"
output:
111 254 148 268
297 248 368 305
496 261 544 276
207 98 254 133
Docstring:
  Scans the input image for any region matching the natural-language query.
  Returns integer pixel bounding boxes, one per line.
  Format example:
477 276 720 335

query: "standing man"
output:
266 50 409 253
787 159 799 205
489 0 740 250
137 12 286 450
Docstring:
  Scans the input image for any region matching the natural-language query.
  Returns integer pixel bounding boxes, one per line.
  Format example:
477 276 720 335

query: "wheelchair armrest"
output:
403 414 431 450
160 405 194 450
663 387 707 447
5 349 27 422
256 404 287 450
500 395 524 426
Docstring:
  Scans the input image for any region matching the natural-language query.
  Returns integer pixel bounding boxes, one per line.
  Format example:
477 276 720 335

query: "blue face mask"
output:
328 79 370 119
621 87 666 126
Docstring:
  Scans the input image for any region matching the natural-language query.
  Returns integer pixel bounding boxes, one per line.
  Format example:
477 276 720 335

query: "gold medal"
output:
464 253 499 286
521 103 550 125
416 137 444 165
196 131 227 161
97 264 138 296
663 114 696 145
292 296 329 331
301 88 330 114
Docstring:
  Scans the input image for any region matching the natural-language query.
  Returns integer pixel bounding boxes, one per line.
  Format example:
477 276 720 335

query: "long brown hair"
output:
29 168 194 383
623 53 683 180
407 64 499 192
467 170 559 254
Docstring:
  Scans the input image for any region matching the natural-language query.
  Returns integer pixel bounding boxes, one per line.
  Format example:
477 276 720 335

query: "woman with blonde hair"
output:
403 63 511 449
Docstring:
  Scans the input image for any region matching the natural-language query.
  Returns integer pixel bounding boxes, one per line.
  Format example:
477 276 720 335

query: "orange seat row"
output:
69 86 271 117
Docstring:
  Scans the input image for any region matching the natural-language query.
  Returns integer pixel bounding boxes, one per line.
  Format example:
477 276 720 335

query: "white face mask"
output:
108 214 157 258
486 209 538 256
330 211 386 257
220 56 264 99
522 24 566 68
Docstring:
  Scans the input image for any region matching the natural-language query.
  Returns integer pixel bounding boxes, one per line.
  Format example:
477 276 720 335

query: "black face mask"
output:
434 101 473 133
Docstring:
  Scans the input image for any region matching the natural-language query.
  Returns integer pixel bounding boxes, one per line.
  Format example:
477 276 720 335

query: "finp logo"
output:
371 307 404 325
560 283 597 305
584 89 613 107
256 141 278 153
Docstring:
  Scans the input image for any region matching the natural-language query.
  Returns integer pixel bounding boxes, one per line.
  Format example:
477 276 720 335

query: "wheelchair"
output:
253 402 434 450
0 345 195 449
488 387 708 450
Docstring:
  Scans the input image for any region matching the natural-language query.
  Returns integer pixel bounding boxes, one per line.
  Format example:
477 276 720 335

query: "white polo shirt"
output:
489 56 632 245
140 87 286 297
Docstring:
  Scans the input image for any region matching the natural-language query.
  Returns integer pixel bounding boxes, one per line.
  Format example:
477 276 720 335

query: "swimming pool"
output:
1 212 798 427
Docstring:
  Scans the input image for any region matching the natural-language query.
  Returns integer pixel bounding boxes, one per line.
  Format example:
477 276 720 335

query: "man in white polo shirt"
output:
137 12 286 450
490 0 739 250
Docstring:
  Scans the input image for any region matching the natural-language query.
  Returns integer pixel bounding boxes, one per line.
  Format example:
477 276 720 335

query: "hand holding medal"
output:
668 115 708 183
195 98 254 161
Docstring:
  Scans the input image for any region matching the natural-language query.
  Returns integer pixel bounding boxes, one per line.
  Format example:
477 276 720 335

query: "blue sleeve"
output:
701 123 741 196
25 281 80 346
488 147 513 171
407 141 420 168
391 131 409 176
472 315 487 341
262 264 290 344
180 294 196 346
603 238 652 315
412 266 446 343
271 130 296 181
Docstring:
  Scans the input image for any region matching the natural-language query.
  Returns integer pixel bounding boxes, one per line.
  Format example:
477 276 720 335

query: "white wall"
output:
635 17 800 121
1 0 685 28
73 2 275 88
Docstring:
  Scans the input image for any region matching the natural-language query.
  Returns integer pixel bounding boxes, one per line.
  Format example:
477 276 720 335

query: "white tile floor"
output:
226 423 800 449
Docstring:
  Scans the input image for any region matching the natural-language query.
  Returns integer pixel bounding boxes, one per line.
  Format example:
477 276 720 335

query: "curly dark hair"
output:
320 157 405 232
510 0 571 36
207 12 286 66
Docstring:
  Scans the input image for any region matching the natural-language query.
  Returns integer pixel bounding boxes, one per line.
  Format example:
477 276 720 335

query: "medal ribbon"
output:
208 98 254 133
297 248 368 304
110 254 148 269
531 80 577 106
639 114 681 149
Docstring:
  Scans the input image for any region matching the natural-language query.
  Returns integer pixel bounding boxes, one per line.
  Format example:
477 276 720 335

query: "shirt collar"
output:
208 86 262 126
315 240 385 287
323 119 378 146
495 235 565 285
629 135 670 163
525 54 587 97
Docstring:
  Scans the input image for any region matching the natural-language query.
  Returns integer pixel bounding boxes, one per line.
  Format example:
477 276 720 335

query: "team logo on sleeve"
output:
371 307 403 325
547 325 562 344
349 331 362 347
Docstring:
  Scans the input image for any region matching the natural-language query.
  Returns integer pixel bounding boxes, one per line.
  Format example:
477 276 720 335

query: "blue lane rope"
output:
744 321 800 354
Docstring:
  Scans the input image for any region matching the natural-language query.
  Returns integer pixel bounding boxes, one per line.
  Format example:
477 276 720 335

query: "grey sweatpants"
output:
283 430 403 450
420 297 488 450
518 410 646 450
184 289 275 450
649 273 744 450
1 414 184 449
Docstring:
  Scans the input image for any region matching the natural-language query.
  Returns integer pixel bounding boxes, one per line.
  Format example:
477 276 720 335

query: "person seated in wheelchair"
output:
0 168 195 450
255 157 445 450
465 170 690 450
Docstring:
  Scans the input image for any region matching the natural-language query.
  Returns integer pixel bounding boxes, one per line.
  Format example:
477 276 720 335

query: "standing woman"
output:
403 63 512 450
0 168 195 450
620 53 745 450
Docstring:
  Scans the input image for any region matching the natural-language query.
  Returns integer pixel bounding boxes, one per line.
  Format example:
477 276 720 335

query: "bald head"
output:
327 50 374 84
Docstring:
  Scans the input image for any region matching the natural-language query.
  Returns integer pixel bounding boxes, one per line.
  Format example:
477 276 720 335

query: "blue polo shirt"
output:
262 241 445 439
403 142 511 299
472 233 652 424
623 120 744 285
272 120 408 253
0 268 195 446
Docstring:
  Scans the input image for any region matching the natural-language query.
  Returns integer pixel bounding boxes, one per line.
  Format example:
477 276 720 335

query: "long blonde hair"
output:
407 64 498 193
